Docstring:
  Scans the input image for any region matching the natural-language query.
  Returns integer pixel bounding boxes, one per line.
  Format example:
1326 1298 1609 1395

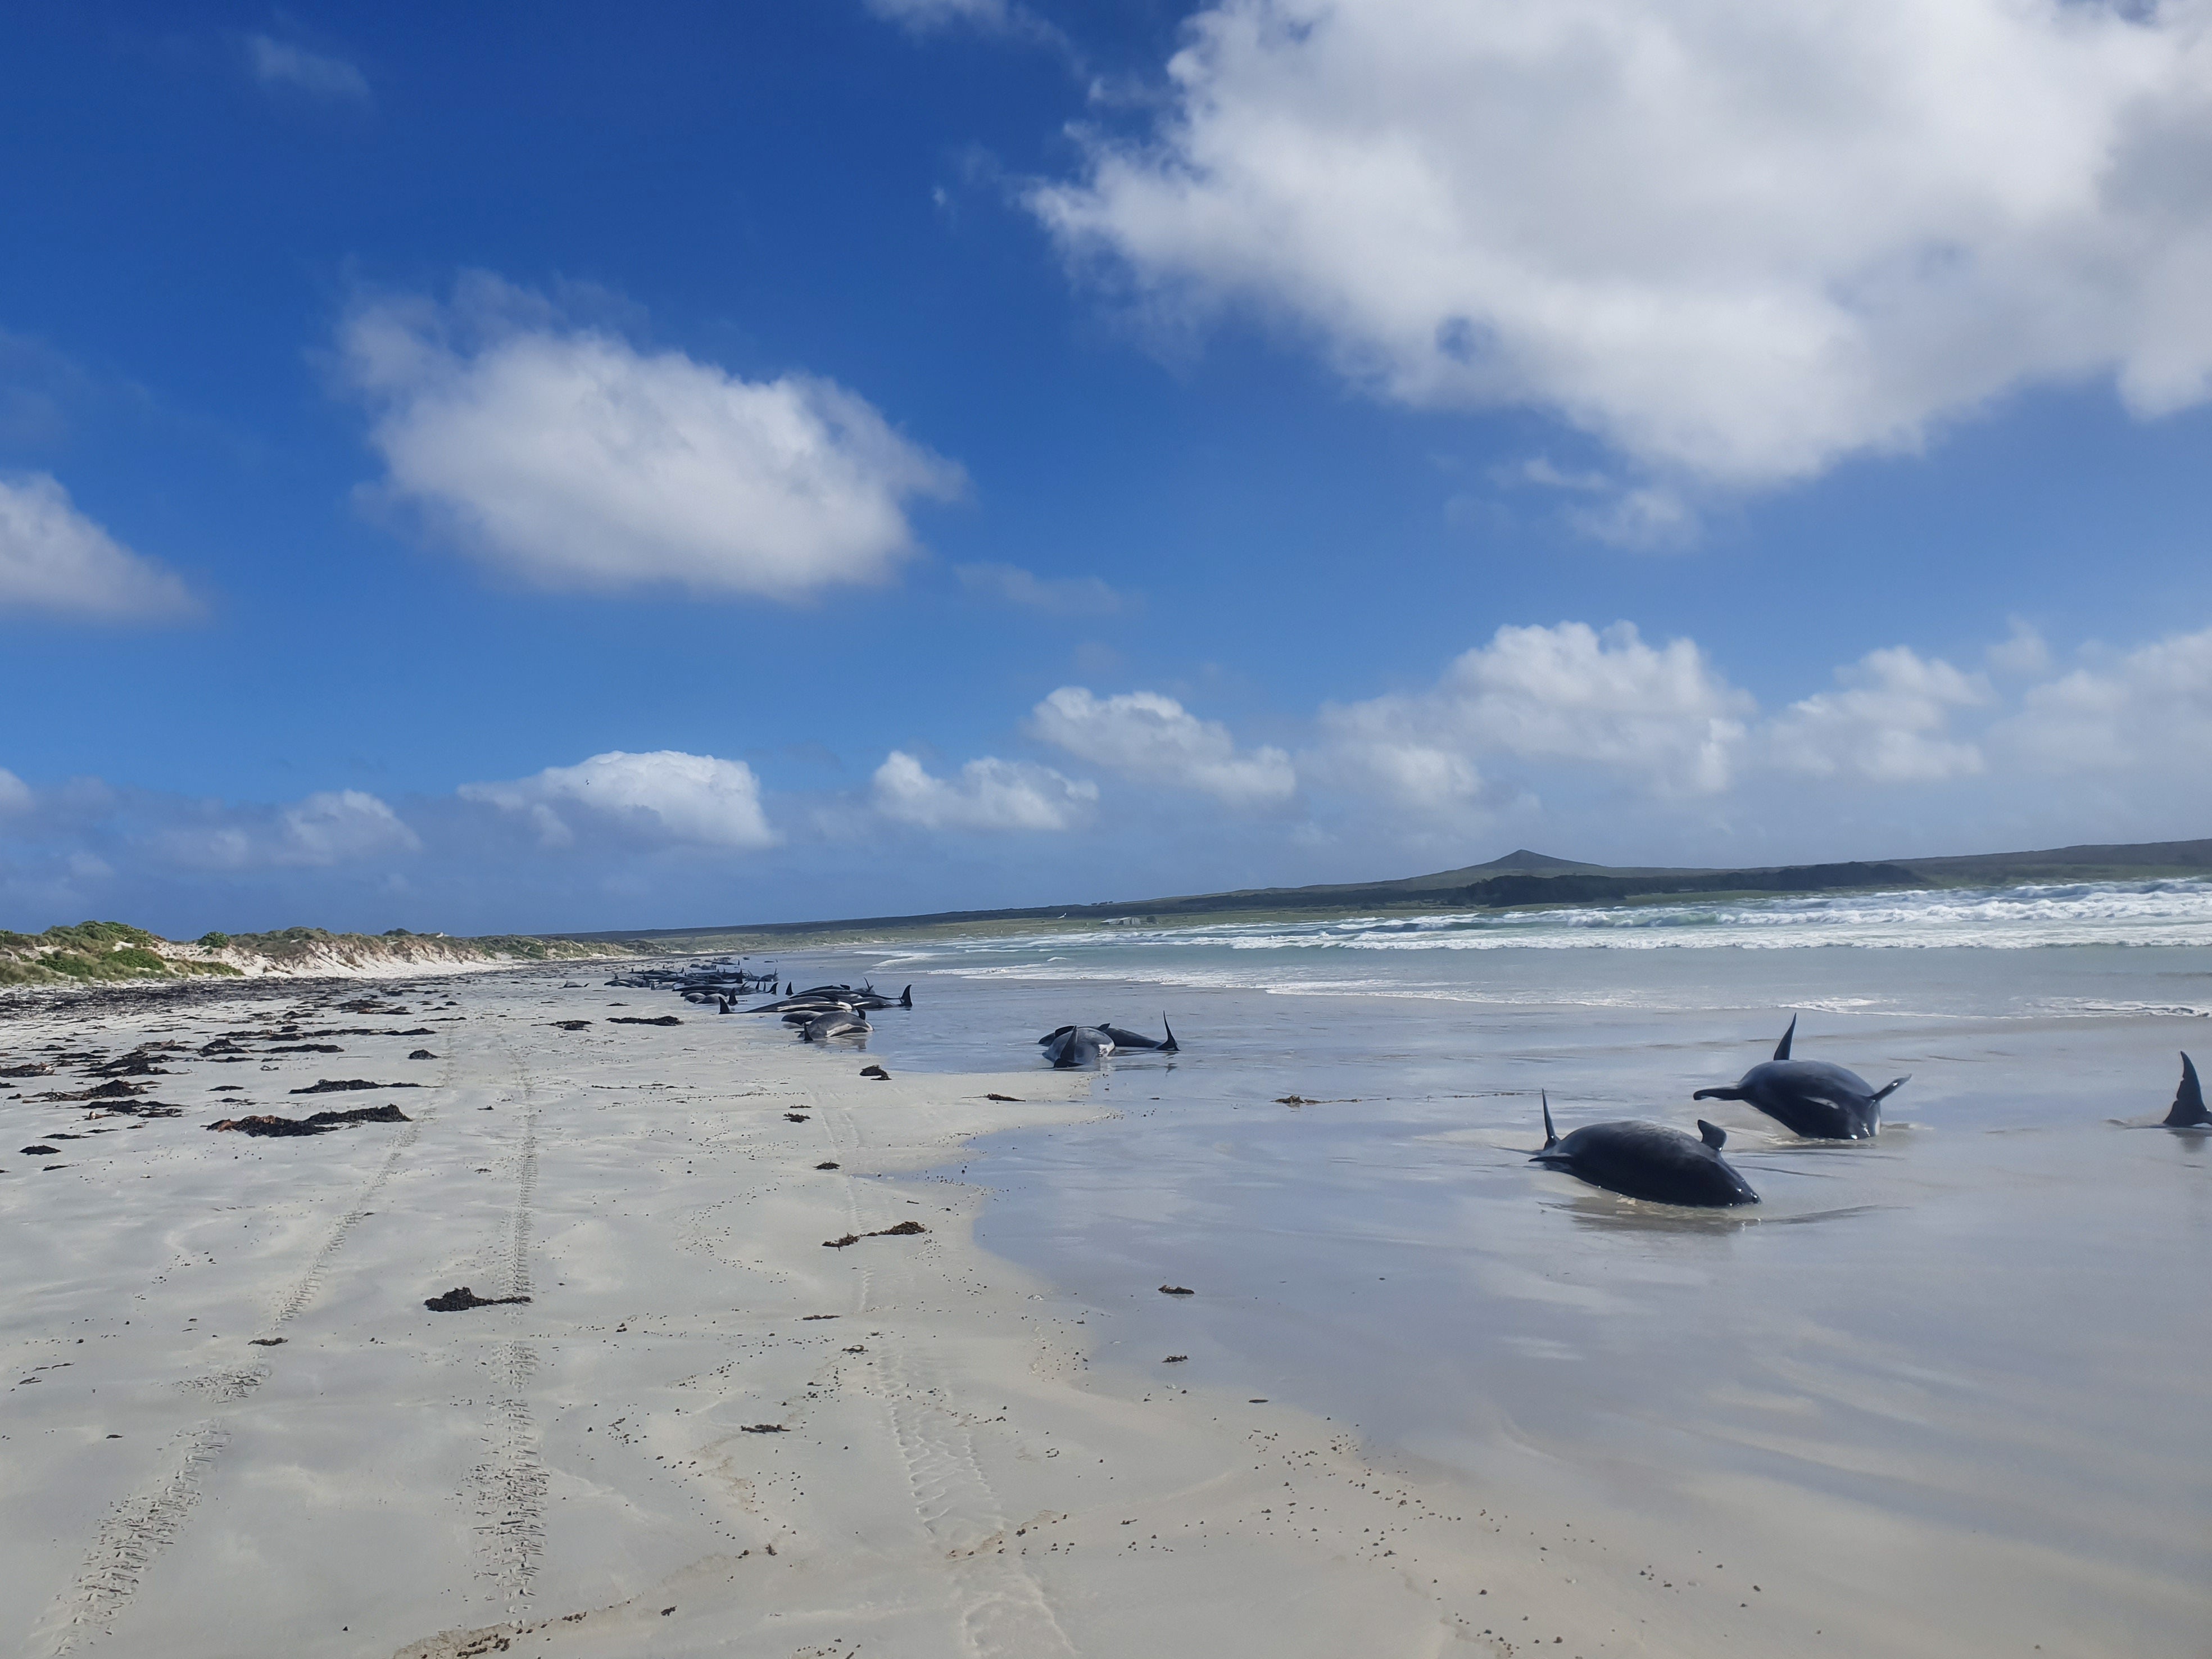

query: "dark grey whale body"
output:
1692 1017 1907 1140
1099 1018 1178 1053
1530 1094 1759 1207
2164 1053 2209 1129
1040 1026 1114 1068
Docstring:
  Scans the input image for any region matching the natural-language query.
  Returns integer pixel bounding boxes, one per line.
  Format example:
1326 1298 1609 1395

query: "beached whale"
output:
801 1010 870 1042
1692 1017 1907 1140
1098 1018 1177 1053
1531 1094 1760 1207
1039 1017 1176 1055
845 985 913 1011
1041 1026 1116 1068
2164 1053 2209 1129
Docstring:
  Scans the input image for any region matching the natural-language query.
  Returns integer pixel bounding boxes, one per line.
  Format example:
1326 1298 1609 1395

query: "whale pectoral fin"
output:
1697 1119 1727 1149
1774 1016 1797 1062
1539 1090 1558 1151
1692 1086 1742 1102
2165 1052 2208 1127
1873 1074 1912 1103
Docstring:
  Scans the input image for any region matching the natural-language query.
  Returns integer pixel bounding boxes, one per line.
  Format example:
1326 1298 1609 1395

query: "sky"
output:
4 0 2212 938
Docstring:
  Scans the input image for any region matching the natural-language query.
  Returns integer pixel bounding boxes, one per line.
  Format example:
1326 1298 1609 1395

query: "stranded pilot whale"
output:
1530 1094 1760 1207
2163 1053 2209 1129
1039 1025 1115 1068
1692 1017 1908 1140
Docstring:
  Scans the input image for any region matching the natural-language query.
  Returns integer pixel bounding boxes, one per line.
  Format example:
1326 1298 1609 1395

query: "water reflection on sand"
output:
824 930 2211 1656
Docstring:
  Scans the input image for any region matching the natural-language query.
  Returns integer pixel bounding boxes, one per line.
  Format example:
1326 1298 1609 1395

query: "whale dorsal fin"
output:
1697 1119 1726 1149
1540 1090 1559 1150
1160 1014 1178 1054
2166 1053 2209 1127
1774 1016 1797 1062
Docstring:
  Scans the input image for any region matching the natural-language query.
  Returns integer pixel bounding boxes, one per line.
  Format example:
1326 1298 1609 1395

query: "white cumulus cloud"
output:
1766 647 1991 783
462 750 777 850
871 751 1098 831
341 278 963 599
2004 627 2212 773
0 473 198 621
1029 687 1295 806
1032 0 2212 488
1317 622 1752 806
160 789 419 871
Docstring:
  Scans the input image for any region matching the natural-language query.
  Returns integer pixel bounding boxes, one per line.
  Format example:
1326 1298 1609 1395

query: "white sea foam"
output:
921 878 2212 960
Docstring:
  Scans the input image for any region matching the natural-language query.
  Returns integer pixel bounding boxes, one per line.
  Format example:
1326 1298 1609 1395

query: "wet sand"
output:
2 967 1675 1659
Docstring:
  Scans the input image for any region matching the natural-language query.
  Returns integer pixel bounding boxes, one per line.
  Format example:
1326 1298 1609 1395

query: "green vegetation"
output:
0 920 244 987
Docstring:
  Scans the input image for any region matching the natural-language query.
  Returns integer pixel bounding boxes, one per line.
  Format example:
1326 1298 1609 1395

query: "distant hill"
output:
29 838 2204 983
1896 838 2212 884
552 835 2212 950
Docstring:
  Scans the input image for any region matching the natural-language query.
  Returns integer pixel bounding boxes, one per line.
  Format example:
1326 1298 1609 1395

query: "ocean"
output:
757 876 2212 1652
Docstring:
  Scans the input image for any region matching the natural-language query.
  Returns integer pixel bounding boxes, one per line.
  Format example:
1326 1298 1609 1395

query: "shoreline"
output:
10 958 2197 1656
3 963 1613 1659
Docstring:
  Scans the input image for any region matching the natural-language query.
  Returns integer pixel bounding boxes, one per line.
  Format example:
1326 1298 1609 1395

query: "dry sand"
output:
3 966 2041 1658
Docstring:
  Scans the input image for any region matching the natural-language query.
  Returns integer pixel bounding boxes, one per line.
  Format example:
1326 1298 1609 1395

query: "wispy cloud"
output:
955 561 1133 617
246 34 371 103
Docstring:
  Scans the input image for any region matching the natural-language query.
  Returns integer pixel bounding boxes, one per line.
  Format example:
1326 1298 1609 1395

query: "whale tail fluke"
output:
900 985 913 1009
2166 1052 2209 1127
1159 1015 1178 1054
1539 1090 1559 1152
1774 1015 1797 1062
1873 1074 1912 1103
1692 1085 1743 1102
1697 1119 1727 1149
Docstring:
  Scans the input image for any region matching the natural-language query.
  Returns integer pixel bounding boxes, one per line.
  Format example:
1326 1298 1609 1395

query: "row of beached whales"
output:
606 960 1177 1062
608 965 2210 1209
1534 1016 2211 1207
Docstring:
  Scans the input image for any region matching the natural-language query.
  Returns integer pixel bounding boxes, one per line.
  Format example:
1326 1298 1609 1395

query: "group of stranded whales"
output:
1533 1017 2209 1208
613 965 2204 1208
1533 1017 1903 1207
746 982 915 1042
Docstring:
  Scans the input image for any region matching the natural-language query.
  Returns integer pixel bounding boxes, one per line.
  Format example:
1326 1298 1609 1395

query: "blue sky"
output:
5 0 2212 937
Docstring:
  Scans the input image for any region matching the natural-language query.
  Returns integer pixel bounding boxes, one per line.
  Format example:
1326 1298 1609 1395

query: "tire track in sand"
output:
34 1027 461 1654
468 1033 547 1618
809 1084 1077 1659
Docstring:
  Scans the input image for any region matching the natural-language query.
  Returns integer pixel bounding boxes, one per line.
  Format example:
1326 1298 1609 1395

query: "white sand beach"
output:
0 967 1635 1659
5 957 2200 1659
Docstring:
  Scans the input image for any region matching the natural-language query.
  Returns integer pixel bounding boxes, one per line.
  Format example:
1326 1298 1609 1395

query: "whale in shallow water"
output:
1098 1017 1177 1053
1692 1017 1907 1140
1530 1094 1760 1208
2164 1053 2209 1128
801 1010 869 1042
1041 1026 1116 1068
